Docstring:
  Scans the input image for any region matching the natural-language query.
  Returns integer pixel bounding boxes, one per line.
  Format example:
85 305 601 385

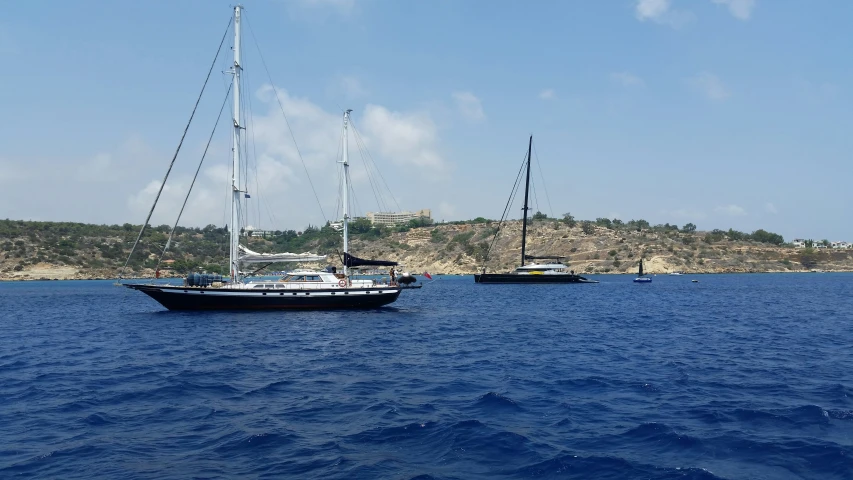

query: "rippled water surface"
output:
2 274 852 479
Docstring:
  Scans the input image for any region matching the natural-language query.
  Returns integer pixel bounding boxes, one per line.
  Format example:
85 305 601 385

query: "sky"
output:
1 0 851 241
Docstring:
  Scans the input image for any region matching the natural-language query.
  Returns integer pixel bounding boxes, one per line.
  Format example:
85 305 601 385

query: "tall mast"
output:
229 5 243 283
520 134 532 267
341 109 352 276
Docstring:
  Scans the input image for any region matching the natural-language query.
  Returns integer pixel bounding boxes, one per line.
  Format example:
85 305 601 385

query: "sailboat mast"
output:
341 109 352 276
520 135 533 267
229 5 243 283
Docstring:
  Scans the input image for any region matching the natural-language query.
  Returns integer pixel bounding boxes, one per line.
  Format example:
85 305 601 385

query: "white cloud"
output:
711 0 756 20
636 0 671 21
539 89 556 100
123 85 450 228
333 75 368 99
689 72 730 100
127 178 221 228
635 0 694 28
765 202 778 214
715 204 747 216
452 91 485 121
636 0 754 26
610 72 645 87
361 104 447 170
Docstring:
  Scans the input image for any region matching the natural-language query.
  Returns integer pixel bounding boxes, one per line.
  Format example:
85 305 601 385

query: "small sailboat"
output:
633 258 652 283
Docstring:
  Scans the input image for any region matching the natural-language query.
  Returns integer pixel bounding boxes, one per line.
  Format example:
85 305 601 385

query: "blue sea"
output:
1 274 852 479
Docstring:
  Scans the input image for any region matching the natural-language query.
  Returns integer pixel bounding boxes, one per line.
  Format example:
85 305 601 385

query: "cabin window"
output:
253 285 266 289
305 275 321 282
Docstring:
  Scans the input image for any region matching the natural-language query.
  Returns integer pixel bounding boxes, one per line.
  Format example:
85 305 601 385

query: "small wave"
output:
620 423 703 450
556 376 614 391
451 419 484 429
81 413 114 426
348 421 435 445
812 383 853 402
242 379 295 397
731 408 795 424
828 409 853 420
637 382 661 393
509 453 727 479
3 444 106 477
784 405 831 425
105 381 242 405
213 432 297 454
473 392 522 411
701 405 831 427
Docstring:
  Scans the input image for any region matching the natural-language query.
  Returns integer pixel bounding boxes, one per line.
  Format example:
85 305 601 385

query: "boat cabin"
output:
512 263 573 275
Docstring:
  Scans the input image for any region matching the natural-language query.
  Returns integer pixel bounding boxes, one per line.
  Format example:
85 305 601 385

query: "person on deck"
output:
389 267 397 285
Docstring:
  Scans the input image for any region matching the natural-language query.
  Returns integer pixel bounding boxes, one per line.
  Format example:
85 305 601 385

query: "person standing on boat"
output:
389 267 397 285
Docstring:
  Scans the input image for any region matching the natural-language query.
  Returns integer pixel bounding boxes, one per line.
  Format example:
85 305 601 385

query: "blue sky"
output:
1 0 851 241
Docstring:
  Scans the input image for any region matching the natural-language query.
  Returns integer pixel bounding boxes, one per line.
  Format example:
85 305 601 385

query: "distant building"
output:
366 209 432 226
792 239 807 249
831 241 851 249
243 226 276 238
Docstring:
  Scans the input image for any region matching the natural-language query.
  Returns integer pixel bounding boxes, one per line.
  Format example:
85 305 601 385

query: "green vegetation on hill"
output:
0 217 435 277
1 216 846 279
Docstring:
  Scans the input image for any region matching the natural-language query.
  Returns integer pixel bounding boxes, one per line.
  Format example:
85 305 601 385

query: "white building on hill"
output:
366 209 431 226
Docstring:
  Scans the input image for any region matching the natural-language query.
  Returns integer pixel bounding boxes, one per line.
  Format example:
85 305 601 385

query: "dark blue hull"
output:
125 284 401 310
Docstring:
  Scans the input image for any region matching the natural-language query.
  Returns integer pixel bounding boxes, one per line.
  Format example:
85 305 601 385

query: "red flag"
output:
423 271 432 280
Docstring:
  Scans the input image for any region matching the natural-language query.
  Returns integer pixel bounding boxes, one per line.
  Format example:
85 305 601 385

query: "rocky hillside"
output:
354 220 853 275
1 218 851 280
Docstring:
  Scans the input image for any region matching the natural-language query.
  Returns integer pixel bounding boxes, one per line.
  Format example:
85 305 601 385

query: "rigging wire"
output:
242 66 269 231
532 141 554 217
118 16 232 281
244 13 327 222
531 176 540 215
350 126 387 213
154 82 233 274
349 119 402 212
482 149 529 270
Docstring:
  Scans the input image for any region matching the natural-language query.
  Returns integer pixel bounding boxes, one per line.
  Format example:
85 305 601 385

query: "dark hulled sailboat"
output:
122 11 401 310
474 136 597 284
633 258 652 283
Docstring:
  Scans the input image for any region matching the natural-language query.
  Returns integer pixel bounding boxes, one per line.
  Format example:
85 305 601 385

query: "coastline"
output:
2 268 851 282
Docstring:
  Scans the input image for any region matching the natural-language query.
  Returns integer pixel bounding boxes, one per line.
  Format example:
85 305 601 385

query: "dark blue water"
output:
2 274 852 479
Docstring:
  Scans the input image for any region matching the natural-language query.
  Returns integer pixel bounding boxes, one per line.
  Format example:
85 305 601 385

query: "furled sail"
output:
238 245 326 264
343 252 398 268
